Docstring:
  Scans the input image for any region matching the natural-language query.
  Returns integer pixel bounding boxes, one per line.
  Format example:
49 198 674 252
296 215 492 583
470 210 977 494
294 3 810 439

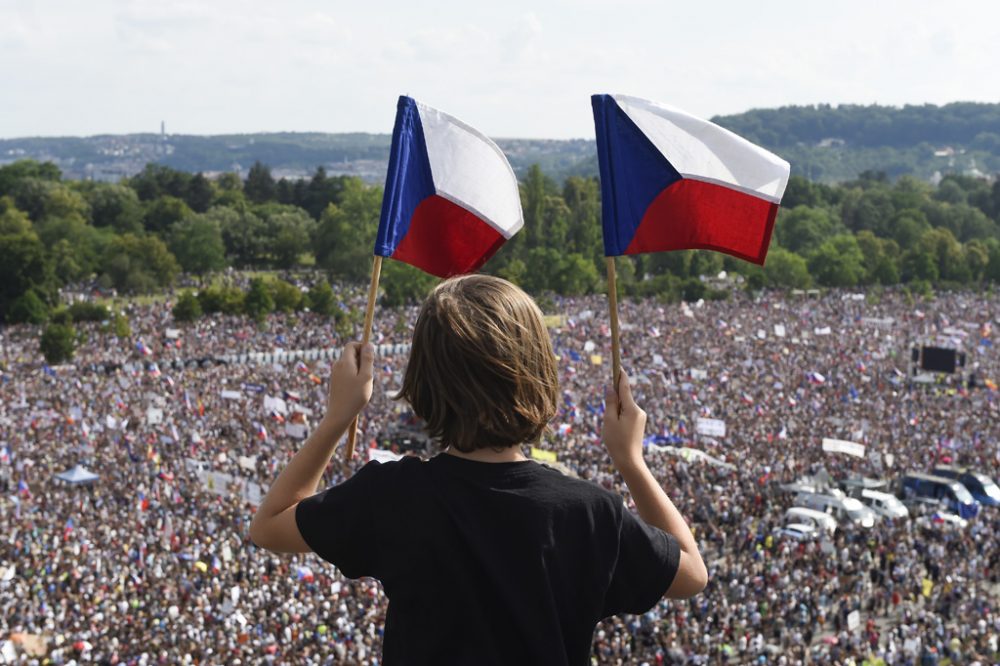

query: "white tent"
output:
55 465 99 484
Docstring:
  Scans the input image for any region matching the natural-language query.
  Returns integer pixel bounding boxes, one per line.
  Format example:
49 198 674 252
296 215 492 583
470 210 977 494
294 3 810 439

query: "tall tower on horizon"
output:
160 120 165 140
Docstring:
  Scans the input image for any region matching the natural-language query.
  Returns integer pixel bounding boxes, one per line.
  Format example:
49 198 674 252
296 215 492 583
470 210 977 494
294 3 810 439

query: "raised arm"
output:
602 371 708 599
249 342 375 553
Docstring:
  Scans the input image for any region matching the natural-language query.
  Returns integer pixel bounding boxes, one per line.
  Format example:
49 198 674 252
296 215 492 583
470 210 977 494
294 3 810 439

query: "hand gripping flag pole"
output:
343 95 524 461
592 94 790 401
343 254 382 461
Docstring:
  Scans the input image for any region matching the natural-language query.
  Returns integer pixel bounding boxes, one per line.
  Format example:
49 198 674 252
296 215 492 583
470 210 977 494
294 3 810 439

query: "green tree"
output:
776 206 841 255
984 238 1000 283
901 247 938 283
100 234 180 293
888 208 930 249
0 197 34 234
314 179 382 281
306 279 336 316
561 176 602 259
0 231 53 321
964 239 990 282
8 290 49 324
855 231 900 285
40 322 76 364
12 178 89 223
380 262 439 306
185 173 215 212
172 290 203 322
86 184 143 233
67 302 109 322
213 205 265 267
169 214 227 274
214 172 246 207
143 196 192 235
244 161 276 204
269 279 304 312
763 246 812 289
128 164 191 201
807 235 865 287
197 285 244 314
919 227 970 283
244 278 274 321
0 160 61 197
256 205 316 268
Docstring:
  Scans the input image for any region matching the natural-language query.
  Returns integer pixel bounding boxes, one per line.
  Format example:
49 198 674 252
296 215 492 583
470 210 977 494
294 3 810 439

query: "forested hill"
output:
711 102 1000 182
2 102 999 184
713 102 1000 149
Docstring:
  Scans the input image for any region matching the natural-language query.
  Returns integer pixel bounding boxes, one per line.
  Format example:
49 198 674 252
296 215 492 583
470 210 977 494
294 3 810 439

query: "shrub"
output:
40 323 76 364
173 290 203 322
67 301 109 322
7 290 49 324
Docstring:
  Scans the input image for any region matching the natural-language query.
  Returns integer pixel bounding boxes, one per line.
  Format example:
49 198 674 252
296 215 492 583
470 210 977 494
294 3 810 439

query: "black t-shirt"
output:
296 454 680 665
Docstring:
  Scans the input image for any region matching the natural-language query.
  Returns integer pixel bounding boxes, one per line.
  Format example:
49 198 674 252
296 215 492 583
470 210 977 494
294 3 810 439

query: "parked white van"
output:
784 507 838 535
860 489 909 520
794 492 877 528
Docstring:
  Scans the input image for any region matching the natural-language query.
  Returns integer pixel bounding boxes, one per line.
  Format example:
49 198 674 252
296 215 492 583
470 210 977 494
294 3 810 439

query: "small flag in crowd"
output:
591 94 790 264
807 371 826 385
374 96 524 277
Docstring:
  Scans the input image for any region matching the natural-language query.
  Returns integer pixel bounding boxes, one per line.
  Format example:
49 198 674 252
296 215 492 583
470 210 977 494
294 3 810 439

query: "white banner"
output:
220 390 242 401
774 324 786 338
368 448 404 464
285 423 308 439
263 395 288 415
822 438 866 458
145 407 163 425
696 417 726 438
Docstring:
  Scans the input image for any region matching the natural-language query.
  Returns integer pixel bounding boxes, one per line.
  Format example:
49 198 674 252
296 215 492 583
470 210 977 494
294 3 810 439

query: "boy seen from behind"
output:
251 275 707 665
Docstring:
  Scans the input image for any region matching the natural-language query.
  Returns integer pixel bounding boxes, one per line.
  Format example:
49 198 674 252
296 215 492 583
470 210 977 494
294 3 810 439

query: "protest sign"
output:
145 407 163 426
822 438 865 458
696 417 726 438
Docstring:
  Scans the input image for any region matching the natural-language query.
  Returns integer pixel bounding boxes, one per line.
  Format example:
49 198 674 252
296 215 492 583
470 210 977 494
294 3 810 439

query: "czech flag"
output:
375 96 523 277
592 94 790 264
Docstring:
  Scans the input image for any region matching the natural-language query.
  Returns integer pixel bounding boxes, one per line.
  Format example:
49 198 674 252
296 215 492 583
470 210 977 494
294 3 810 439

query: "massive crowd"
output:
0 278 998 665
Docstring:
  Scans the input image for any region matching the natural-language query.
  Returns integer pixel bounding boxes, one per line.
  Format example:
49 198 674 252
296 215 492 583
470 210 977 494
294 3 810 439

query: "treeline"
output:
3 158 1000 327
715 102 1000 150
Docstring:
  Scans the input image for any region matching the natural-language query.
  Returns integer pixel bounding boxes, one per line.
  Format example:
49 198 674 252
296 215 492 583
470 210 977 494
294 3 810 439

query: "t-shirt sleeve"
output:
295 460 396 579
601 507 681 617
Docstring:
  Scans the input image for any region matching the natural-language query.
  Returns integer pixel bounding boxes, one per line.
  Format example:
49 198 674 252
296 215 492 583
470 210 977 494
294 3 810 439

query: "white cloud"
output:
1 0 999 138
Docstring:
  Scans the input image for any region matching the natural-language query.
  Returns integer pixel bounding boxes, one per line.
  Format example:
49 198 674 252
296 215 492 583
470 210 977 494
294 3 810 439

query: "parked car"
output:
896 472 979 519
794 492 877 528
916 511 968 530
784 507 838 535
859 489 909 520
773 523 819 541
930 466 1000 508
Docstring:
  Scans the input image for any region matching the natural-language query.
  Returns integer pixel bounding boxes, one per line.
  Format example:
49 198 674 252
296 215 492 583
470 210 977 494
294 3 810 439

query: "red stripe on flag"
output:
625 179 779 265
391 194 505 278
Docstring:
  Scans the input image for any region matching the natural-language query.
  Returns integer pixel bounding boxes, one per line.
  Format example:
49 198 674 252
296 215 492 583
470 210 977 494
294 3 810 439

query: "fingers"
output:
358 343 375 379
617 369 635 410
604 383 619 415
338 341 376 377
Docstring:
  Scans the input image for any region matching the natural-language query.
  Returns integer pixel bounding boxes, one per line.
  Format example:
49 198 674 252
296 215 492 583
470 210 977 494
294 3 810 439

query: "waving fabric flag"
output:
592 94 790 264
375 96 523 277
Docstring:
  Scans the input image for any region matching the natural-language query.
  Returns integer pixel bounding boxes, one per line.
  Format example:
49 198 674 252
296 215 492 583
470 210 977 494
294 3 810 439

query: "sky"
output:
2 0 999 140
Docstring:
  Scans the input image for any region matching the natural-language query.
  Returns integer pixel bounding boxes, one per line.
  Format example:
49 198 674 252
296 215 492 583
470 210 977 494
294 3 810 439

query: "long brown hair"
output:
398 275 559 452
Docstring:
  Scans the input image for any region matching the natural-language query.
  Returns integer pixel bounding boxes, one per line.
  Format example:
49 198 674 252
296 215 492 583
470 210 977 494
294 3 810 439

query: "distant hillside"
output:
2 102 998 184
712 102 1000 182
0 131 595 185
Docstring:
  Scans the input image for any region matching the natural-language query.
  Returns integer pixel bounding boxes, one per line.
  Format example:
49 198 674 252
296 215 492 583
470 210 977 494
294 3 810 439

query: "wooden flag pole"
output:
344 255 383 461
605 257 622 398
